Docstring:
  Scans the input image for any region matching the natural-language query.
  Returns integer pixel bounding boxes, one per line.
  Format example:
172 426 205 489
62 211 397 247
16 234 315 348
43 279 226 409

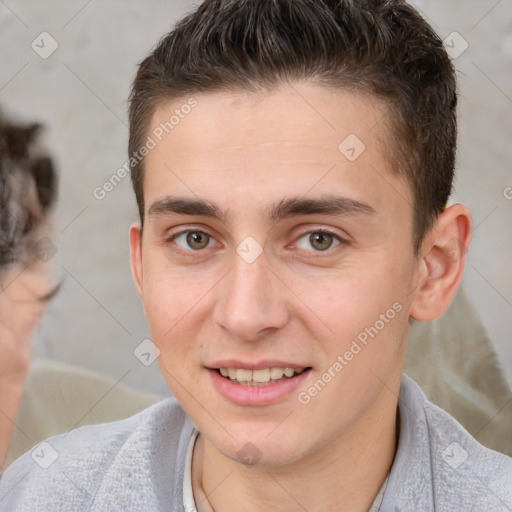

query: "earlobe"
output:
409 204 472 322
129 222 144 298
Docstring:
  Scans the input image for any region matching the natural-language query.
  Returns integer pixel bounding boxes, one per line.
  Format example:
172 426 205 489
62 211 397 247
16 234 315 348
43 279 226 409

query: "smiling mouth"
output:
215 367 312 386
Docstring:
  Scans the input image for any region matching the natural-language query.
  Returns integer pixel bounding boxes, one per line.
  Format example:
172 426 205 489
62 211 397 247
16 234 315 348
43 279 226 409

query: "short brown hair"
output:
129 0 457 252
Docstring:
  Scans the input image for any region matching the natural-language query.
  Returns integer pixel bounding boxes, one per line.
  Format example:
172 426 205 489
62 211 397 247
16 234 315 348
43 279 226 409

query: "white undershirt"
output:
183 429 388 512
183 429 208 512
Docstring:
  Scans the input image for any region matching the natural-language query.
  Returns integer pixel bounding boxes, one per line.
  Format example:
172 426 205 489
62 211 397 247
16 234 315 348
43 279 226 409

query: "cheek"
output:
296 257 412 342
144 278 195 334
142 249 194 320
292 269 411 427
141 261 212 363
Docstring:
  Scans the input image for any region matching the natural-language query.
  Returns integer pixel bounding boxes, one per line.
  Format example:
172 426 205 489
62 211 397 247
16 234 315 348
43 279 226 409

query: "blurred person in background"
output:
0 111 160 476
0 112 58 474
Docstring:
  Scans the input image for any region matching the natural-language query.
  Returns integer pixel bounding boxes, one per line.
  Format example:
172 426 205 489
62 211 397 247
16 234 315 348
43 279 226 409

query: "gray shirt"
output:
0 375 511 511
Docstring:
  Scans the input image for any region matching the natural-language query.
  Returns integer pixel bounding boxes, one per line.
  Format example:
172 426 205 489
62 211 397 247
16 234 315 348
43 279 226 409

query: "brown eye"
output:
186 231 210 250
310 232 334 251
296 231 341 252
172 231 214 251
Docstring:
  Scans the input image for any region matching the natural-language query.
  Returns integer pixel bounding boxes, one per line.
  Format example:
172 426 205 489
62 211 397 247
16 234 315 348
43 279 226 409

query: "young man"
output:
1 0 511 510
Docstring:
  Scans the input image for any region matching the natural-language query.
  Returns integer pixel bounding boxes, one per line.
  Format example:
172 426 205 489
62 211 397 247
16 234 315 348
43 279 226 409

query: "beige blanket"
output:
405 288 512 455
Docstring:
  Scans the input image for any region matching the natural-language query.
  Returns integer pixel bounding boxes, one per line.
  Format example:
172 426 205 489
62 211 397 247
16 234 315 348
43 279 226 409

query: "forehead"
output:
143 83 411 221
149 83 388 158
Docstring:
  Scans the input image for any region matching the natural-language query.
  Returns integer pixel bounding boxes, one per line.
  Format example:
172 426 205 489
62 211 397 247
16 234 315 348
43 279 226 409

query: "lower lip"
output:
208 368 312 406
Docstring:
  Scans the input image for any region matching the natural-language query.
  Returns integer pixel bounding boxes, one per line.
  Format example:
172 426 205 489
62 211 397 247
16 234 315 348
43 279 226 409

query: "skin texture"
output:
0 223 54 472
130 82 472 512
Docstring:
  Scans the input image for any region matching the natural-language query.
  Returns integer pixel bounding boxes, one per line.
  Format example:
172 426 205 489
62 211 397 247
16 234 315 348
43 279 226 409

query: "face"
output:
0 236 54 379
131 83 423 467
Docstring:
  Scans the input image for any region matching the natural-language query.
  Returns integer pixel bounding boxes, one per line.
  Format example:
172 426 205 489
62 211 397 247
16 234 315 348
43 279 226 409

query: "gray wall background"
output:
1 0 511 395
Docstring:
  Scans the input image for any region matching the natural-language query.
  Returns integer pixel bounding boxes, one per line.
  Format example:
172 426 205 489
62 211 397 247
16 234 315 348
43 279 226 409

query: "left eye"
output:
172 230 217 251
296 231 341 252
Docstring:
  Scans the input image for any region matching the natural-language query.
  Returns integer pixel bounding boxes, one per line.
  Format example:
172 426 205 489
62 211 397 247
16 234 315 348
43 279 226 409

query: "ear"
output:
129 222 144 298
409 204 472 321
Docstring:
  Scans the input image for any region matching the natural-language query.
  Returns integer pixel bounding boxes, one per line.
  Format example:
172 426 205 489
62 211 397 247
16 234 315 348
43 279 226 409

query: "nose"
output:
213 254 289 341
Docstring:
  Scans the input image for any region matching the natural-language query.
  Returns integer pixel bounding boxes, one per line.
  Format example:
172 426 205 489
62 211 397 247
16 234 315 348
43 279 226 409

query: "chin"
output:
210 423 310 469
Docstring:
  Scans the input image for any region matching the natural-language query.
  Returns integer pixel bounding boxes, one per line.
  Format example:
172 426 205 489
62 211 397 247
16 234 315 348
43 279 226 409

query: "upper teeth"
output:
219 367 304 384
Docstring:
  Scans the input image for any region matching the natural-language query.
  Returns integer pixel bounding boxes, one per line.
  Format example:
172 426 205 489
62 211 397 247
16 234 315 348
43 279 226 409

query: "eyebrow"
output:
147 195 376 223
268 196 376 221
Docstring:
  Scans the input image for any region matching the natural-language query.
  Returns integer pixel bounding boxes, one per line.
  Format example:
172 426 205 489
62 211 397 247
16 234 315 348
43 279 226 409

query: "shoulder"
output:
400 375 512 510
424 393 512 508
0 397 192 511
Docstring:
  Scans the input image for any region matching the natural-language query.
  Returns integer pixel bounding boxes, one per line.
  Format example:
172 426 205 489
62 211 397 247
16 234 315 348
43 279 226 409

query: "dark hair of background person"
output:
128 0 457 253
0 112 58 274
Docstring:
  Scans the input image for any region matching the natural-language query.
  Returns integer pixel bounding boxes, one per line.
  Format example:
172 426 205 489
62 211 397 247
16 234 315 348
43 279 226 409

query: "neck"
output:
193 371 402 512
0 308 34 472
0 379 26 472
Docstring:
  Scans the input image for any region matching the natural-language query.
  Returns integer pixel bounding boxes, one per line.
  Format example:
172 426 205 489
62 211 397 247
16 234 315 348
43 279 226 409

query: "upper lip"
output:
207 360 311 371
